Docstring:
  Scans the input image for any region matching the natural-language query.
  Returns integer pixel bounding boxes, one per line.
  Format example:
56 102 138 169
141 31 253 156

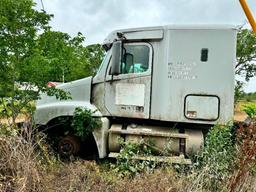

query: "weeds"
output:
228 105 256 192
0 129 43 191
1 121 256 191
43 160 181 192
185 105 256 192
187 123 236 191
0 123 59 192
113 138 158 177
71 107 102 141
0 103 256 191
228 123 256 192
242 103 256 119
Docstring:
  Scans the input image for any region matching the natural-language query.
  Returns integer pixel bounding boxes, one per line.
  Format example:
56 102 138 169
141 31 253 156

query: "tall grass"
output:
0 125 45 191
0 118 255 191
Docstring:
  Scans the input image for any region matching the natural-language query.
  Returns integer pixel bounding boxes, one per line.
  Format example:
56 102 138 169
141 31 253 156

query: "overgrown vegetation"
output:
242 92 256 102
191 124 236 191
113 138 158 177
109 103 256 191
0 125 55 191
71 107 102 140
182 103 256 192
0 0 104 126
242 103 256 119
0 120 255 191
236 91 256 103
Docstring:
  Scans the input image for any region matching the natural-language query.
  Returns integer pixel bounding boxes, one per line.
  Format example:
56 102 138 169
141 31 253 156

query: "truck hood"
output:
37 76 92 107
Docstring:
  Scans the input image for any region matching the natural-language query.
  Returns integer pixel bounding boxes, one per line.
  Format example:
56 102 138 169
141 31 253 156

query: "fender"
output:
34 101 101 125
93 117 109 158
34 76 109 158
34 101 109 158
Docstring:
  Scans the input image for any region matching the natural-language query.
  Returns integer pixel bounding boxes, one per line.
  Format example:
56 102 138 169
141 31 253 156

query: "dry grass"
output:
234 101 254 122
43 161 184 192
43 159 256 192
0 129 45 191
0 108 255 192
0 124 184 192
0 130 255 192
235 101 256 113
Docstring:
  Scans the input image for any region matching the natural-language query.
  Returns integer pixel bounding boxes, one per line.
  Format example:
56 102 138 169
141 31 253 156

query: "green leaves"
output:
71 108 101 140
236 29 256 81
0 0 105 96
0 0 105 124
242 103 256 119
19 30 104 83
194 124 236 190
0 0 51 96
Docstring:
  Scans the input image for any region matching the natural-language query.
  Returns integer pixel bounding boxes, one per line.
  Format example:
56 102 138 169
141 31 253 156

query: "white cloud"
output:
33 0 256 92
34 0 256 44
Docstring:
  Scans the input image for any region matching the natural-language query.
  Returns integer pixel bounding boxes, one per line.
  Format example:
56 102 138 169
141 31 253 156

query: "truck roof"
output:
103 24 237 47
116 24 236 31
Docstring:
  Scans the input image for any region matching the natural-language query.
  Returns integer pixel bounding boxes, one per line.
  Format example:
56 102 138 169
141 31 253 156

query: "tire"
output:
58 135 81 157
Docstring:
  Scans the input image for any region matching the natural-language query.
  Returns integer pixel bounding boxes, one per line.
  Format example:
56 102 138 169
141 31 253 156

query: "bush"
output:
113 138 158 177
242 103 256 119
228 121 256 191
0 128 42 191
71 108 102 140
0 123 60 192
189 124 236 191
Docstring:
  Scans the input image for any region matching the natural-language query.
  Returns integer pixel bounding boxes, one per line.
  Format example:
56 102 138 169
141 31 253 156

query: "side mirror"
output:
110 41 122 75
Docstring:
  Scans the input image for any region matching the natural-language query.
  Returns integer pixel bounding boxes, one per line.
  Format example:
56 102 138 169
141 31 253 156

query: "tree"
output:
19 30 86 83
0 0 68 124
84 44 105 76
20 31 104 83
0 0 105 124
236 29 256 81
0 0 51 96
26 30 104 83
235 29 256 102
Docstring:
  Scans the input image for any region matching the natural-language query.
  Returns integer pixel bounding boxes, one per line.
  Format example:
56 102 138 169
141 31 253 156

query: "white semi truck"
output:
34 25 237 163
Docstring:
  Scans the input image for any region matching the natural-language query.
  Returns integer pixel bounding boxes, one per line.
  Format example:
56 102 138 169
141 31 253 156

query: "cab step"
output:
108 152 192 165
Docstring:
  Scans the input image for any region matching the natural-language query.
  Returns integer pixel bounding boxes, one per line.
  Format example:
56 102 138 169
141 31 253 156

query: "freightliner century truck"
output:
34 25 237 163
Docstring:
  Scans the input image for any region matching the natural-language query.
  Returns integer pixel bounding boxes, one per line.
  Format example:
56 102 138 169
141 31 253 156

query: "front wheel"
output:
58 135 81 157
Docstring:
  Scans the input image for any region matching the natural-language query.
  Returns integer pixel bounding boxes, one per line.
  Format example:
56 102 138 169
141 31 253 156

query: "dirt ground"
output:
233 101 253 122
234 111 248 122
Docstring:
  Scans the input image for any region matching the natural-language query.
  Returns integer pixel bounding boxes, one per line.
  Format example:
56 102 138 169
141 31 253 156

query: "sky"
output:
34 0 256 92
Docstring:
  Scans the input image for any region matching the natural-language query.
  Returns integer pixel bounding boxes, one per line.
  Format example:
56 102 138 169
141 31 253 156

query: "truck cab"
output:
35 25 237 162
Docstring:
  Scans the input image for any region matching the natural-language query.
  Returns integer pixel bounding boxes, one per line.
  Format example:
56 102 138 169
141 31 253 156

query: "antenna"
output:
40 0 45 11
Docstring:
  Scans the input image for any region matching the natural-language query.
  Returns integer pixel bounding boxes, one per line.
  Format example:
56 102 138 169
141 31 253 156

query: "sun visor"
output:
103 29 163 50
123 30 163 40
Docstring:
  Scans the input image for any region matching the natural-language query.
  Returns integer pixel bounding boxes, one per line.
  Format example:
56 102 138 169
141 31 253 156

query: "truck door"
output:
104 42 152 119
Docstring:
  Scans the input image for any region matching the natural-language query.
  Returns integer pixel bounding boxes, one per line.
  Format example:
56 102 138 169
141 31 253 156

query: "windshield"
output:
96 50 110 74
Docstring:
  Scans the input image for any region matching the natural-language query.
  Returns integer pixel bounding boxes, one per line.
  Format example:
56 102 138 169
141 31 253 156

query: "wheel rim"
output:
58 136 81 156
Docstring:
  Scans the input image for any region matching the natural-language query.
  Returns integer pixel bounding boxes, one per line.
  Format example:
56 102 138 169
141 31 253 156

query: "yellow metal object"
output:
239 0 256 32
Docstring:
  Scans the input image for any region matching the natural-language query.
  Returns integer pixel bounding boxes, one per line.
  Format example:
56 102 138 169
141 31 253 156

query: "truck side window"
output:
121 44 150 74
